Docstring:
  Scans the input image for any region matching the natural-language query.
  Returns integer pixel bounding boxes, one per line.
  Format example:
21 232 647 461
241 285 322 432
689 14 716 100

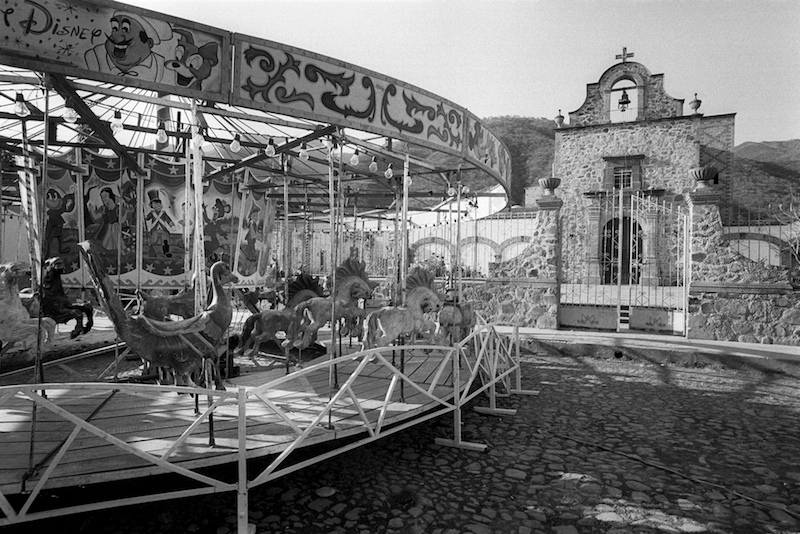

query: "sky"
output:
124 0 800 145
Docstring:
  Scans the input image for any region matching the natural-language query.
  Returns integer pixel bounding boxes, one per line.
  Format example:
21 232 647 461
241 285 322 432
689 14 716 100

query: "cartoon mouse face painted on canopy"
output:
103 12 171 73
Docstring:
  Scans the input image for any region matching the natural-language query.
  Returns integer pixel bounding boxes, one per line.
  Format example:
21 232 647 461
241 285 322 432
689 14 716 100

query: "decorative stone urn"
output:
689 166 718 189
539 177 561 196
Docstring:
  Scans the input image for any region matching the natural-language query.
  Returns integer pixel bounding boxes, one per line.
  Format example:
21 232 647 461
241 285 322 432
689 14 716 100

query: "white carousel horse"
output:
362 268 442 350
0 261 56 356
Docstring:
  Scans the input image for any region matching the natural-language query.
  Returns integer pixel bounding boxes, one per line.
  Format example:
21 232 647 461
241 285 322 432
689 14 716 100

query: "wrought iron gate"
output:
560 190 689 334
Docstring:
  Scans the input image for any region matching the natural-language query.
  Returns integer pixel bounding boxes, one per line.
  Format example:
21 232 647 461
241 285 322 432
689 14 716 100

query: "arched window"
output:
610 79 637 123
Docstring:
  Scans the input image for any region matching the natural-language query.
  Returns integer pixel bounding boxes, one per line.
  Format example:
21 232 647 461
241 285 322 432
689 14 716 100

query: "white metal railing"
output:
0 320 534 533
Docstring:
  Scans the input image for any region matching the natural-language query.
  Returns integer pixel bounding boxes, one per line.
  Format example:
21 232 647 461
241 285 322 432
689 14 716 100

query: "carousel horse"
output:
80 240 237 388
237 309 300 373
285 272 326 309
0 261 56 355
437 291 476 346
32 256 94 339
362 268 443 350
292 258 373 351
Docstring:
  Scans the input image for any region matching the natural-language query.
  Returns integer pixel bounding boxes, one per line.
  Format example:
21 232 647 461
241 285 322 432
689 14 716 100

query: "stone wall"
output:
688 291 800 345
466 204 561 329
465 281 558 330
687 189 798 343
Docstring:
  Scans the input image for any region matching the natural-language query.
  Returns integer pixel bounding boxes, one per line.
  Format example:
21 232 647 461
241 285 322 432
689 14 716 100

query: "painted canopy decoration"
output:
0 0 509 191
37 149 274 290
0 0 230 100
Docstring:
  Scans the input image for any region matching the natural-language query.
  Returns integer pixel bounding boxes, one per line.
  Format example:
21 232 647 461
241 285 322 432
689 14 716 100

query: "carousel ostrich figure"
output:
79 240 237 389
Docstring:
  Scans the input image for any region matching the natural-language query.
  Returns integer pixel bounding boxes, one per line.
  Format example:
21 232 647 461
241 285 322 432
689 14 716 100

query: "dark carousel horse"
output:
37 256 94 339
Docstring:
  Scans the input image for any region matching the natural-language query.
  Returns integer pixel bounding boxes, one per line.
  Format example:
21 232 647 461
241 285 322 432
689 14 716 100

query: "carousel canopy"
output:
0 0 511 225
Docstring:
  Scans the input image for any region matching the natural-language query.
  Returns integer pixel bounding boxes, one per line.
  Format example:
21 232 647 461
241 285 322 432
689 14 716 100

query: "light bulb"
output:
447 187 456 197
349 150 360 166
63 101 78 123
298 143 309 161
384 163 393 179
368 157 378 173
14 93 30 118
156 121 168 144
265 138 276 157
462 185 470 195
230 134 241 153
110 110 123 135
201 132 213 151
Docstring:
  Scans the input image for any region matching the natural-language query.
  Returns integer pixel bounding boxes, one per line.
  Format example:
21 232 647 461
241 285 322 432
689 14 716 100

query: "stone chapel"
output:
472 51 799 345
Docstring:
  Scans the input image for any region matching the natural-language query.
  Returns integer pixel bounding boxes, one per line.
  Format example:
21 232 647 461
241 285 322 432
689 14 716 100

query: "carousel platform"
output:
0 316 528 531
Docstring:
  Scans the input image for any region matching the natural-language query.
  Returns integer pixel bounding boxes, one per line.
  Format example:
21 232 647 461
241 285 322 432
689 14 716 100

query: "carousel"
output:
0 1 533 532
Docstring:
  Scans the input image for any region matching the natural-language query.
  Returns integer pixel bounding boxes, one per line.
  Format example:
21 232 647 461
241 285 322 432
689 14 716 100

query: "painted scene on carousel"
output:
22 149 275 290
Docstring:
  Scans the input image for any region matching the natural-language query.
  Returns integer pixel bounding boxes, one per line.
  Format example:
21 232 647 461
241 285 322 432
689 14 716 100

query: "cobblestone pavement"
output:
9 353 800 534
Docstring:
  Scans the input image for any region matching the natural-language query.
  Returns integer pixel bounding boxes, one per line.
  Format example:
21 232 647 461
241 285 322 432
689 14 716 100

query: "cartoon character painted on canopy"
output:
203 198 232 264
240 204 261 264
44 187 75 258
144 189 176 257
84 11 173 83
85 187 121 252
165 28 219 91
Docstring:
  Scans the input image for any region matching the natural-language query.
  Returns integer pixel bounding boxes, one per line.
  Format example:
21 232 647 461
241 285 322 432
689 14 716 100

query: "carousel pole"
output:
447 172 454 290
183 138 192 287
282 156 291 366
35 79 50 384
400 153 411 402
401 154 410 304
326 132 339 429
189 101 214 443
135 154 145 291
456 170 464 302
190 100 207 311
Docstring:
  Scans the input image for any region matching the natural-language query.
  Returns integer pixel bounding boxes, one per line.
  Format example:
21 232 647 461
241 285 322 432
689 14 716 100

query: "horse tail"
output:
363 311 379 350
284 309 301 349
241 313 259 346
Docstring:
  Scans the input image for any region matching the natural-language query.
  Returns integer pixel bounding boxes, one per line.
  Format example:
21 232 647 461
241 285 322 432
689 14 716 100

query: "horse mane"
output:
406 267 436 292
287 273 325 302
334 257 369 285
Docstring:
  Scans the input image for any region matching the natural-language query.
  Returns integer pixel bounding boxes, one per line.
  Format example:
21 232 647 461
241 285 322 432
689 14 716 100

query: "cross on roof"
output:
616 47 634 63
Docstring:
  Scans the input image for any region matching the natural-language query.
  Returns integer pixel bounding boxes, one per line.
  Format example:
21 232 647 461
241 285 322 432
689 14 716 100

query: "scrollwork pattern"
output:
305 64 376 120
242 47 313 109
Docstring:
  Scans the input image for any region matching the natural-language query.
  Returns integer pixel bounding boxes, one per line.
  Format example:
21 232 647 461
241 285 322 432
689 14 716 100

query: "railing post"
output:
435 346 487 452
487 328 497 411
515 325 522 391
237 387 254 534
508 324 540 397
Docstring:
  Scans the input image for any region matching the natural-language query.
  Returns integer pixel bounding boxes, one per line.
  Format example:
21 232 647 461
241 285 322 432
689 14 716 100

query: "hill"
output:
482 116 556 205
733 140 800 192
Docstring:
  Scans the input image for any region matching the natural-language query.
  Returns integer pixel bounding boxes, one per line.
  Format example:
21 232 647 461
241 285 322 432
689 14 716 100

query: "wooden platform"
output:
0 348 459 493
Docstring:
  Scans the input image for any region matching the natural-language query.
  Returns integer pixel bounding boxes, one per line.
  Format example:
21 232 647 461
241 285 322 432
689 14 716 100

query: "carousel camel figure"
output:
362 267 443 350
291 258 373 351
0 261 56 357
79 240 238 388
